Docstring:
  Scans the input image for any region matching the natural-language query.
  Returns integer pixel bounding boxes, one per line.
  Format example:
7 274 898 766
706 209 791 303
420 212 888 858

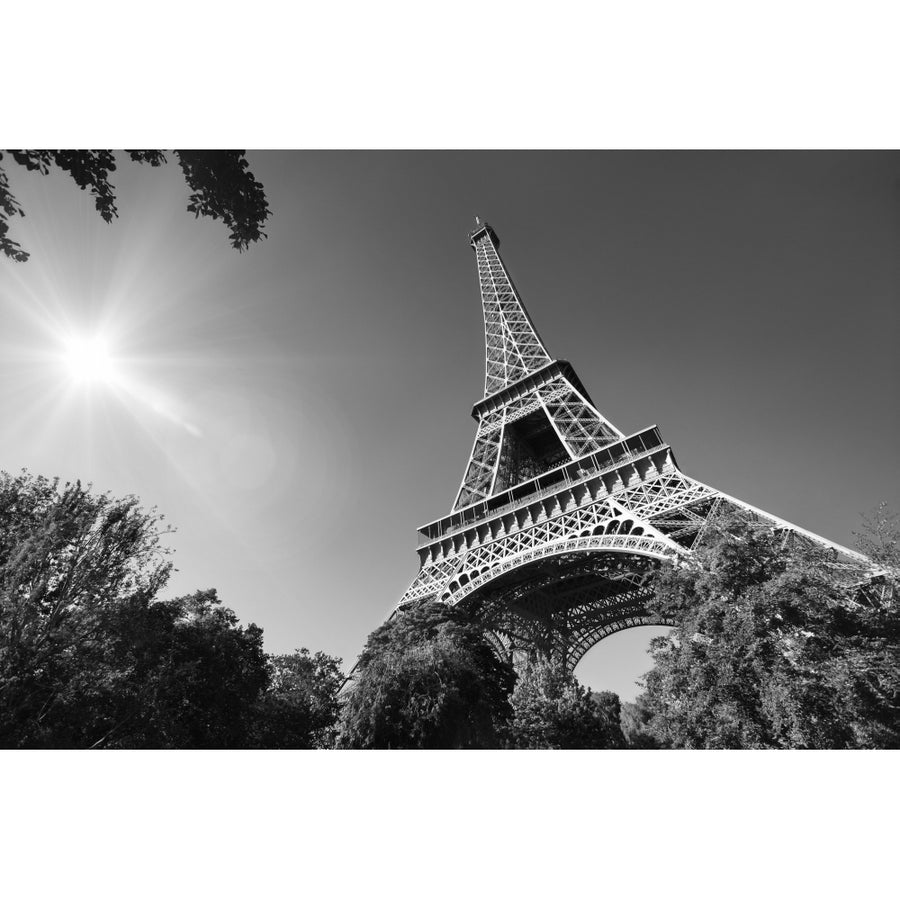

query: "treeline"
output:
1 470 897 749
0 471 342 748
338 601 628 749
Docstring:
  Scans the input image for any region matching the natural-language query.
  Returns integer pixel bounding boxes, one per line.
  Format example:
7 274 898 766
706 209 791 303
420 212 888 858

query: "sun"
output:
61 335 117 386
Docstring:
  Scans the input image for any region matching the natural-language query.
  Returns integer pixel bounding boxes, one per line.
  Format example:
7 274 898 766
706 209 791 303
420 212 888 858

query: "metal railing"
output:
417 441 670 549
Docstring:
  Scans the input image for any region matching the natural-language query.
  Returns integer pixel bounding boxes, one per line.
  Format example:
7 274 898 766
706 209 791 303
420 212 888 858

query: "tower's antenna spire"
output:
468 218 551 398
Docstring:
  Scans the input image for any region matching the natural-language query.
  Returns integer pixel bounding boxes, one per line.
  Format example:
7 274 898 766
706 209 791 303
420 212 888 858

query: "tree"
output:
635 512 900 749
592 689 623 727
337 602 516 749
0 470 173 746
620 696 668 749
251 649 344 749
90 588 270 749
854 501 900 569
503 656 626 749
0 470 272 748
0 150 270 262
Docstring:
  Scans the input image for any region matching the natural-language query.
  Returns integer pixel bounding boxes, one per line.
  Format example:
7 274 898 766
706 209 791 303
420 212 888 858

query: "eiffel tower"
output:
391 218 872 672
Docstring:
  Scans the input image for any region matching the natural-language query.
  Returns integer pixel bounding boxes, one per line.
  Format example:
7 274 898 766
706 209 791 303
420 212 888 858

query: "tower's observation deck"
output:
417 425 672 550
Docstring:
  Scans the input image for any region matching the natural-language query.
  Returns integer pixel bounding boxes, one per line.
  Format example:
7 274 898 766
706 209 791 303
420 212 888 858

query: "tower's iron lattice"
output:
390 218 875 672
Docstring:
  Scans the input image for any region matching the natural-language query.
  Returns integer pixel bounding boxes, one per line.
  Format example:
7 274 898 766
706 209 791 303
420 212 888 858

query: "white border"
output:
4 2 900 147
3 750 897 898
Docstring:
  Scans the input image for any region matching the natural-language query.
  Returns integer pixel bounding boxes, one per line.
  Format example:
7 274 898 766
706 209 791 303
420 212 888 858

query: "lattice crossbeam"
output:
453 375 626 512
473 226 551 397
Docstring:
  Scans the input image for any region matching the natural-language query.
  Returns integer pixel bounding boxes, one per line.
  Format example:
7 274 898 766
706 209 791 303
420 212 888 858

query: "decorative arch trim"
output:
442 534 678 605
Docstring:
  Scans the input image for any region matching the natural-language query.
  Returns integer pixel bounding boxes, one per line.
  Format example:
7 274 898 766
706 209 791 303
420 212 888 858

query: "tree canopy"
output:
0 470 172 745
634 512 900 749
853 502 900 569
0 150 270 262
0 470 342 748
251 648 344 749
619 695 668 749
502 656 626 749
90 587 271 749
6 465 894 750
337 601 516 749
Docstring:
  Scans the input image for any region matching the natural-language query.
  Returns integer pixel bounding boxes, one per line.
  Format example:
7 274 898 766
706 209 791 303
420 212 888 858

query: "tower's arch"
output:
449 543 675 673
441 533 676 605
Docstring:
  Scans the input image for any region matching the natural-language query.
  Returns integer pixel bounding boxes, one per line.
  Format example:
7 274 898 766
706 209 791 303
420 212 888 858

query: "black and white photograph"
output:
3 2 898 898
3 150 896 751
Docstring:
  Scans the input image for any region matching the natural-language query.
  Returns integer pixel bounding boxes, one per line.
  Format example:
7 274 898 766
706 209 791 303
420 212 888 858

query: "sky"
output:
1 150 897 701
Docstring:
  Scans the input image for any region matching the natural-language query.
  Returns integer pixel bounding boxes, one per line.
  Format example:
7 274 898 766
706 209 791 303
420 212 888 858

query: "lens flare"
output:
51 331 201 436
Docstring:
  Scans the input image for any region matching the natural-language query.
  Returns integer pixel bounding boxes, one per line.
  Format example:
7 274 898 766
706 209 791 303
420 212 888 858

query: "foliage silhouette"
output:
619 696 668 749
251 648 344 749
0 150 270 262
0 470 342 749
635 510 900 749
92 587 270 749
502 656 626 749
337 601 516 749
0 469 172 746
853 502 900 569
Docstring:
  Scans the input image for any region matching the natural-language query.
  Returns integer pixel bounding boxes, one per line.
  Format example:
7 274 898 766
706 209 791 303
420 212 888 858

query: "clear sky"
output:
1 151 897 701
